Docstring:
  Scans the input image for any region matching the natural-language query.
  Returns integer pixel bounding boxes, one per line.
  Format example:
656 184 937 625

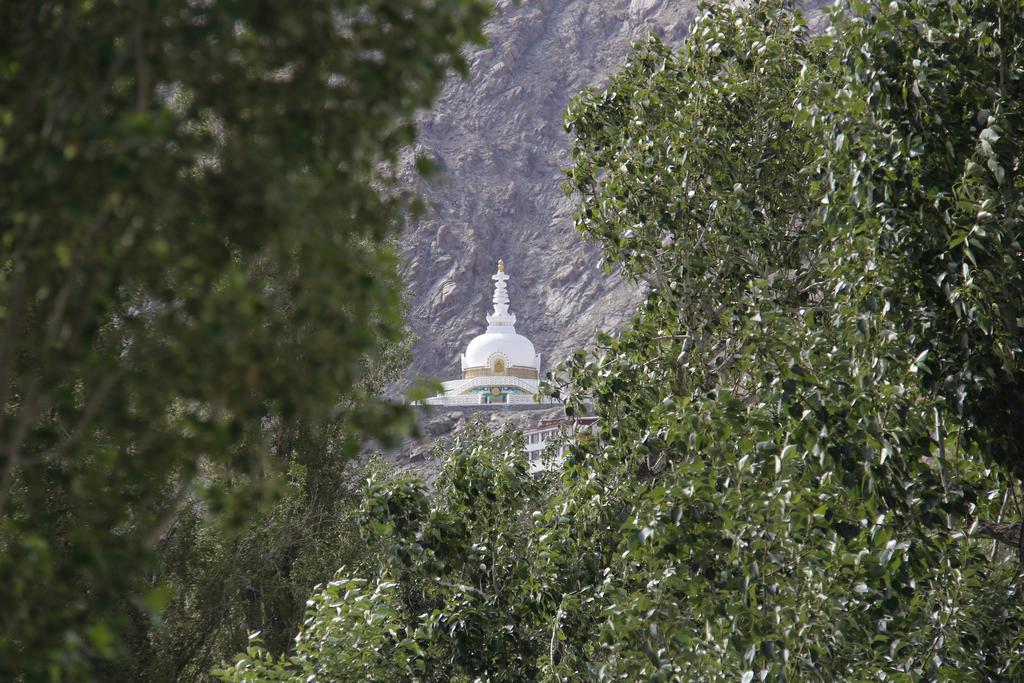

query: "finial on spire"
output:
486 258 516 331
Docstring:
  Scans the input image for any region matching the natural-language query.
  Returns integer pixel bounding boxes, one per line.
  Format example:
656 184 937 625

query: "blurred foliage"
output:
218 0 1024 680
0 0 489 679
106 421 404 681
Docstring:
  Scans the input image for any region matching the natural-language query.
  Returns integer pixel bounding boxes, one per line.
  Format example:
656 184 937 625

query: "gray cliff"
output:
401 0 694 383
402 0 826 383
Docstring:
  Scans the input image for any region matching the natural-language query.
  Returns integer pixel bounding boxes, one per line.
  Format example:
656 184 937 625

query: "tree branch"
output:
976 520 1023 549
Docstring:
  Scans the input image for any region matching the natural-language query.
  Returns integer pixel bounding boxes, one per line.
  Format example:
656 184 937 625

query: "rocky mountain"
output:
400 0 694 383
401 0 826 384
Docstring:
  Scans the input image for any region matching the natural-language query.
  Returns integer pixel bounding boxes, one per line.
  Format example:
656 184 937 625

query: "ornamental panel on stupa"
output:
418 260 557 407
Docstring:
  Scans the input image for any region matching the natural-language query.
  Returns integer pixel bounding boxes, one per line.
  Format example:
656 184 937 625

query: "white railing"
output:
439 374 541 396
416 392 560 407
419 394 482 406
415 373 560 407
506 394 559 405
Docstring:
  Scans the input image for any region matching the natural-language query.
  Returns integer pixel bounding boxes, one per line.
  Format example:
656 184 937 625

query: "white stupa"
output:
419 260 558 406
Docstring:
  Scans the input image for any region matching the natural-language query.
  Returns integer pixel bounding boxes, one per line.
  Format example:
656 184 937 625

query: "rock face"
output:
401 0 696 383
401 0 826 383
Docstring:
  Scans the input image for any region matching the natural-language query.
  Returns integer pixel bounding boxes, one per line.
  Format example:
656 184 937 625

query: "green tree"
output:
552 0 1024 677
111 330 415 681
550 1 1024 677
220 0 1024 680
215 420 546 681
112 425 398 681
0 1 489 679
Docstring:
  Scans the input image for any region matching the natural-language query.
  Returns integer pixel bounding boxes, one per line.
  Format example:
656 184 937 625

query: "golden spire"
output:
497 259 505 273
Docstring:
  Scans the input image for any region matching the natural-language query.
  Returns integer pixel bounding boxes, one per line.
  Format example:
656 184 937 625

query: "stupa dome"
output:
463 330 537 371
416 259 557 407
459 260 541 380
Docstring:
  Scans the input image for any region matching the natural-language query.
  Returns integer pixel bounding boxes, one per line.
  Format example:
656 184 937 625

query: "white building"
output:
419 260 559 407
524 416 599 473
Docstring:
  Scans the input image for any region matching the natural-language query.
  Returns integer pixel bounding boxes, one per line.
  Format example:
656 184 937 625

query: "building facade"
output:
524 416 599 473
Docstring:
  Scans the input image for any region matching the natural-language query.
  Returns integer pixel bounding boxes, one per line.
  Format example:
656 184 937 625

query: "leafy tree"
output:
551 1 1024 677
220 0 1024 680
215 420 546 681
109 321 413 681
111 426 397 681
0 0 489 678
